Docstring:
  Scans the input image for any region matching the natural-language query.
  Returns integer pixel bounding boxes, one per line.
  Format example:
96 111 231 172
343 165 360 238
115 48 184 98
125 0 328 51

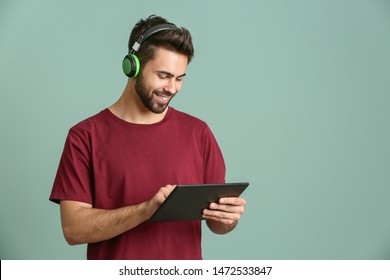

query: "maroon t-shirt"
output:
50 107 226 259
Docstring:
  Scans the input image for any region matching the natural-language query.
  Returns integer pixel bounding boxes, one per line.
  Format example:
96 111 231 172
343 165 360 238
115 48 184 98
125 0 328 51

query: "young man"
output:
50 15 246 259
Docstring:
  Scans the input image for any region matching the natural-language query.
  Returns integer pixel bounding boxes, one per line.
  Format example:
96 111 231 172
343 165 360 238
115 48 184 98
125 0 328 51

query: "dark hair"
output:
128 15 194 70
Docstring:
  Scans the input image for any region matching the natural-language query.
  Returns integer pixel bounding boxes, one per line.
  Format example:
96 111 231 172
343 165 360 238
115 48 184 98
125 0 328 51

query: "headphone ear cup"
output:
122 54 140 77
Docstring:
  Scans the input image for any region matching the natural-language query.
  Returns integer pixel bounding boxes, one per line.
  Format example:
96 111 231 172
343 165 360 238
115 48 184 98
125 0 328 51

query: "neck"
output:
109 79 168 124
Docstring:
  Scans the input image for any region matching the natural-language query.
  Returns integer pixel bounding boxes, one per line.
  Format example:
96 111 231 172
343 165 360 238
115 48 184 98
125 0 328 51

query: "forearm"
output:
61 200 156 245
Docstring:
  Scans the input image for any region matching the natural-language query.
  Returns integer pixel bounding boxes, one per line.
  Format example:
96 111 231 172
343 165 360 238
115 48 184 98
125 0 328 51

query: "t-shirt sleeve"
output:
202 125 226 184
49 126 93 205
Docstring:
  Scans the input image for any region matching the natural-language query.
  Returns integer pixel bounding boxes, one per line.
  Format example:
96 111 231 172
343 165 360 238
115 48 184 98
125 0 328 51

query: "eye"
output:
158 74 168 79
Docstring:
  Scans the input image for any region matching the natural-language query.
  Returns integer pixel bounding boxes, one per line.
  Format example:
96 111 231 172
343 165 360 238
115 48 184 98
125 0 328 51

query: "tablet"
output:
149 182 249 222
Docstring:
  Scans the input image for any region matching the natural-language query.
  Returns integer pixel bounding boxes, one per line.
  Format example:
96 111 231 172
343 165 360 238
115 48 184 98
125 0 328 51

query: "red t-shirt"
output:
50 107 226 259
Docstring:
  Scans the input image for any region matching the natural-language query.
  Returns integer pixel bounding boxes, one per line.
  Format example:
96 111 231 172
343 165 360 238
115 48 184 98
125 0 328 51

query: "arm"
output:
203 196 247 235
60 185 175 245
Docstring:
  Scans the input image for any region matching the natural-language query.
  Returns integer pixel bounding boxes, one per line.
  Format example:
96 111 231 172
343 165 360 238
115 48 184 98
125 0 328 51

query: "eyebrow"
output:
156 70 187 78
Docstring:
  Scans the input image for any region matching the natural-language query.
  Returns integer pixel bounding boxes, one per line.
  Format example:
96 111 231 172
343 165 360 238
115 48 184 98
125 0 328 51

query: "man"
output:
50 15 246 260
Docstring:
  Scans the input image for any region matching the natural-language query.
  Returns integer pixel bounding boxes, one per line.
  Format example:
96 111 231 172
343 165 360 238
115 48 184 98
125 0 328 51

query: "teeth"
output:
157 94 168 100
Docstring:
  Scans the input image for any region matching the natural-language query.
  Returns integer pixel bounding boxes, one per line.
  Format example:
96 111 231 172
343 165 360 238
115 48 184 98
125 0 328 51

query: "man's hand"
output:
148 184 176 210
203 196 247 234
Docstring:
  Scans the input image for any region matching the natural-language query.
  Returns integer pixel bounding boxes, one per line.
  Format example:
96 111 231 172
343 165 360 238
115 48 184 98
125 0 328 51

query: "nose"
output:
164 78 181 95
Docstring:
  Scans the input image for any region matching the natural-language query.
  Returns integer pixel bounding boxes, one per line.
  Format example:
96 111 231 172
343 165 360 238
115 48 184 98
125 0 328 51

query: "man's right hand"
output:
148 184 176 210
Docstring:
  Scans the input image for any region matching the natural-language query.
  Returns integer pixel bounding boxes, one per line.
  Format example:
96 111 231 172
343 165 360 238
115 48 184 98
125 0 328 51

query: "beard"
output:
135 73 173 114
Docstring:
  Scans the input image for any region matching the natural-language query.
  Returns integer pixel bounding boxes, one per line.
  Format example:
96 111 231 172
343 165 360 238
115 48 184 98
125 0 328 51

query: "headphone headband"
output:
131 23 178 53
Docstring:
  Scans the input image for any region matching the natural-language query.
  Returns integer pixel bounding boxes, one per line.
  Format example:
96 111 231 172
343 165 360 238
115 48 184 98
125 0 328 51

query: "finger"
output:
203 214 235 225
219 197 247 206
209 202 245 214
161 184 176 198
203 208 242 221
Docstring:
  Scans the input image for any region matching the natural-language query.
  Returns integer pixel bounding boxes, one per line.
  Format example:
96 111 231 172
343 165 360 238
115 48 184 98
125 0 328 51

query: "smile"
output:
157 94 168 100
155 93 171 104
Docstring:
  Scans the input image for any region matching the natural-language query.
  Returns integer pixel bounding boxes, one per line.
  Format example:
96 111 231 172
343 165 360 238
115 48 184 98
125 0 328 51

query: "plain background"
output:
1 0 389 260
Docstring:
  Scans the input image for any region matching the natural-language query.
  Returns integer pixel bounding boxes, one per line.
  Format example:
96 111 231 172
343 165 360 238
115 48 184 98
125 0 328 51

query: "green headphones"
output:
122 23 178 78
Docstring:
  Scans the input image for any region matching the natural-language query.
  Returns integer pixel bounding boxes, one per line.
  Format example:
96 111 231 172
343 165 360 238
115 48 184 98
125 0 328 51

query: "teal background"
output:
1 0 389 260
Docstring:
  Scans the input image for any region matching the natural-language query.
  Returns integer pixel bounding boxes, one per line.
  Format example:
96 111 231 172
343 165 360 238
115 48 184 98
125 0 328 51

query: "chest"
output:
90 127 205 207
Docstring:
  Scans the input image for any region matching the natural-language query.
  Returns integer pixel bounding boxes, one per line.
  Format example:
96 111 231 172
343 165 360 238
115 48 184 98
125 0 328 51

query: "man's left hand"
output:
203 197 246 232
